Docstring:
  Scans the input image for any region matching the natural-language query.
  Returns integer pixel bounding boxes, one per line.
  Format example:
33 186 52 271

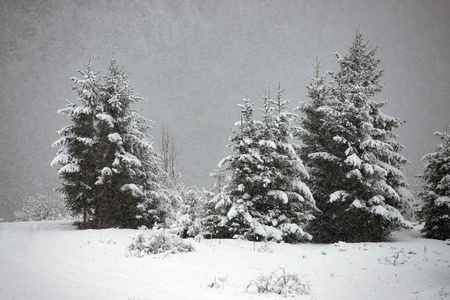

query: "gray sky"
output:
1 0 449 221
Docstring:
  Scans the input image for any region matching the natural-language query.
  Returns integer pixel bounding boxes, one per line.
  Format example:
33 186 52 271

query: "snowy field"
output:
0 221 449 300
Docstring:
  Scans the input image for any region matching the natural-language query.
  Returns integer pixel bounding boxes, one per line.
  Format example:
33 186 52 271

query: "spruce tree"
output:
215 96 262 238
215 88 316 242
93 59 162 228
52 59 162 228
299 30 413 242
420 126 450 240
51 63 101 225
296 60 338 204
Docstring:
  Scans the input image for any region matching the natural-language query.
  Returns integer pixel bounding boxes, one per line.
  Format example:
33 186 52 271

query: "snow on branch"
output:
344 153 362 168
259 139 277 149
51 137 68 148
308 152 340 162
50 153 70 167
435 196 450 207
370 205 412 228
268 190 289 204
96 113 115 127
118 152 142 168
108 133 123 144
121 183 145 197
292 181 314 203
329 190 349 203
76 137 96 146
58 163 80 175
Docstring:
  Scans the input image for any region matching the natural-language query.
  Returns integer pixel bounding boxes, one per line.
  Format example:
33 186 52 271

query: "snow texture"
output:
0 221 448 300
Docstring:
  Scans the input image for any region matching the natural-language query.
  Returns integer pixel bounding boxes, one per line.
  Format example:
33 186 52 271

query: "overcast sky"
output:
1 0 449 221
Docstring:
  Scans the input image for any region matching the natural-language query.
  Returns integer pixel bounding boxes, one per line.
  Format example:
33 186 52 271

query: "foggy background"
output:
1 0 449 221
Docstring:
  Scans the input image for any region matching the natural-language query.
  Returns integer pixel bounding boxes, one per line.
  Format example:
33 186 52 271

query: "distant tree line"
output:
49 30 449 242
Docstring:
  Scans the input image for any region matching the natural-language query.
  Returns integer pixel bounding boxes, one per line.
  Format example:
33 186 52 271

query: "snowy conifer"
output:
296 61 337 203
420 126 450 240
215 97 262 238
215 88 316 243
52 60 162 228
51 63 101 224
93 59 162 228
300 30 413 242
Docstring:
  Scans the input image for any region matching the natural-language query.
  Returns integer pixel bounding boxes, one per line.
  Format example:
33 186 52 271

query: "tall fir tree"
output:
215 96 263 238
93 59 162 228
296 60 338 204
299 30 413 242
420 126 450 240
214 87 317 242
51 63 101 224
52 59 162 228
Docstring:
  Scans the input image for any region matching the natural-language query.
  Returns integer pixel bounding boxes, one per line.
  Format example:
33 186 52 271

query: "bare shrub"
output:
14 191 72 221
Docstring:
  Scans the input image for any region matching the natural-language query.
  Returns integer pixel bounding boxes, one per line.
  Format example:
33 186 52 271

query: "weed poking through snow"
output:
207 276 229 289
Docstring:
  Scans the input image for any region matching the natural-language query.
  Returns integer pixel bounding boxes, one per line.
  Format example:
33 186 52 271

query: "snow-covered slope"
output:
0 221 448 300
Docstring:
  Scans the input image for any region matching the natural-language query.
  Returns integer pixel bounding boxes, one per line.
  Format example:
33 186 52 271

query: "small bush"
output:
246 268 309 297
127 228 194 257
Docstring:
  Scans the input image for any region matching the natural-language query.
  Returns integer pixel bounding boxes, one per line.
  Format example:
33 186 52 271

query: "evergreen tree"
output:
93 59 162 228
215 96 263 238
214 88 317 243
296 60 337 204
51 63 101 225
299 30 413 242
420 126 450 240
52 59 162 228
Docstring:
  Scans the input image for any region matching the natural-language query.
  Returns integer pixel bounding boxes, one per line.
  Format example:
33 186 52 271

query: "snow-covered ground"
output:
0 221 448 300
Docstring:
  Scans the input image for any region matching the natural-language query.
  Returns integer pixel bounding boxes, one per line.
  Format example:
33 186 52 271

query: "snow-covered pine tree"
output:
93 59 162 228
300 30 413 242
51 63 101 225
420 126 450 240
256 84 317 242
296 60 339 204
214 96 262 239
52 59 162 228
214 88 317 243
